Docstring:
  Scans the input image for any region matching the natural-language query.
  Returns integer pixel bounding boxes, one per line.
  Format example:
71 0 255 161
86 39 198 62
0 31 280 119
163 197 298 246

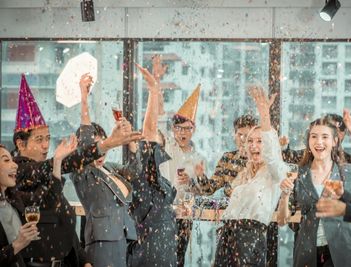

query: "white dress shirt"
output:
222 129 288 226
159 133 205 203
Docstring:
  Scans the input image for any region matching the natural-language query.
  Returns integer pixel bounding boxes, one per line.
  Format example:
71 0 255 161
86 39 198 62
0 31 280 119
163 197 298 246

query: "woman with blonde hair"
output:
214 86 288 267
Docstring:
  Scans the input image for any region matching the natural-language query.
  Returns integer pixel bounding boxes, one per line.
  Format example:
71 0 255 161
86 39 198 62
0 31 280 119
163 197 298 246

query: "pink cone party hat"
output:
14 74 47 132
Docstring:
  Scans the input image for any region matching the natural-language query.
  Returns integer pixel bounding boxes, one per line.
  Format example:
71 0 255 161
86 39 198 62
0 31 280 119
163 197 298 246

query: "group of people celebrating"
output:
1 55 351 267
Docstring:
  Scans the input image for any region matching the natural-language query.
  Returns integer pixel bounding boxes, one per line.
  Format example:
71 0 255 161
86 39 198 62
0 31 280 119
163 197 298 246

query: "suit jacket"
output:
128 141 177 267
0 176 62 267
293 163 351 267
70 162 137 245
13 125 104 265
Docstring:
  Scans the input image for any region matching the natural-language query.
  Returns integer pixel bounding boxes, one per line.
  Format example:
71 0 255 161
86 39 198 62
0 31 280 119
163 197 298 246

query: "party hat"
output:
14 74 47 132
175 84 201 124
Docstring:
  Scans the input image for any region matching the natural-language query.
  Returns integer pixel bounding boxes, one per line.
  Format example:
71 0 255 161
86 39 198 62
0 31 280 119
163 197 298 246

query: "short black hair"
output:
12 130 32 156
233 114 258 131
76 122 107 140
324 113 346 132
172 114 194 126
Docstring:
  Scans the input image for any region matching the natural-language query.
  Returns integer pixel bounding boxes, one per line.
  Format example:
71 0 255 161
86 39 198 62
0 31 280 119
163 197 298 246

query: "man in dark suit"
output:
12 74 142 267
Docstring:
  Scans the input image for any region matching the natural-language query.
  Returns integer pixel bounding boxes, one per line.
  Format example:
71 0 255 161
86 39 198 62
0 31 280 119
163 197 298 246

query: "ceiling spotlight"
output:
81 0 95 22
320 0 341 21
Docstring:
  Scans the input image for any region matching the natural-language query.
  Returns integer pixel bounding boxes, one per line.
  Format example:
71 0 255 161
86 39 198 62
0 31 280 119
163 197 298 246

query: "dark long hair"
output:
0 144 10 200
299 117 345 167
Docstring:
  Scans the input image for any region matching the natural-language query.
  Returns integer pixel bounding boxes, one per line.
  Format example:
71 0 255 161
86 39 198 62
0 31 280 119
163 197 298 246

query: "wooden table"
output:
69 201 301 223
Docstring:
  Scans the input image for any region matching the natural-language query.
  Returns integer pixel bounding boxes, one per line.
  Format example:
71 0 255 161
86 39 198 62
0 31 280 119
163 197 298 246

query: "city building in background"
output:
2 40 351 267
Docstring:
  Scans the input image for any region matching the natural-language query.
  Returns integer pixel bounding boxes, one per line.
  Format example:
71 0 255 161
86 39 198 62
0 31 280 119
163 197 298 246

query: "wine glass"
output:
287 163 299 180
283 164 299 194
25 206 41 240
182 192 194 217
111 103 123 121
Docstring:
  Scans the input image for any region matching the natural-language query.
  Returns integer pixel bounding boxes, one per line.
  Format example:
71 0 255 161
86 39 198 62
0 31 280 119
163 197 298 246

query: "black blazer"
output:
292 163 351 267
0 177 62 267
14 155 88 266
128 141 177 267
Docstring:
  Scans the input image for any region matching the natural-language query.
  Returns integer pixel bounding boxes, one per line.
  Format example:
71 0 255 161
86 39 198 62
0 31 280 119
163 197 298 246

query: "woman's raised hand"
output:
135 63 159 94
248 85 277 116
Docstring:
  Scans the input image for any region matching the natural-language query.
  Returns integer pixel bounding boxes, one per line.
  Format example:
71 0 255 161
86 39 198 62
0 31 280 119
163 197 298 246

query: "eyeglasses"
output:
173 126 194 133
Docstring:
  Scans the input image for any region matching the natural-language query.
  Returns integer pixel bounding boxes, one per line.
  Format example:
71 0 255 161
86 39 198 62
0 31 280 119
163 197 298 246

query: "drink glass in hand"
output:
287 163 298 180
182 192 194 216
177 168 185 176
323 180 343 199
25 206 41 240
112 105 123 121
283 164 298 194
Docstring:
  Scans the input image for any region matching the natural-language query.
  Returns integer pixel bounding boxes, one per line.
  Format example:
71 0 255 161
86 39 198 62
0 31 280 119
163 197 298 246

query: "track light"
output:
81 0 95 22
320 0 341 21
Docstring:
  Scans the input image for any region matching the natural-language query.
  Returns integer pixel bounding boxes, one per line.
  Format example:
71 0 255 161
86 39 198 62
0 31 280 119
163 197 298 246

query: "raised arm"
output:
249 86 288 183
80 73 93 126
248 86 276 131
135 63 160 142
152 55 167 116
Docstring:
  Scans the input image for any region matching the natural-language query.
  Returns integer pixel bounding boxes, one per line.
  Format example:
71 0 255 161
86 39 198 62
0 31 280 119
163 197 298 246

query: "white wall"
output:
0 0 350 39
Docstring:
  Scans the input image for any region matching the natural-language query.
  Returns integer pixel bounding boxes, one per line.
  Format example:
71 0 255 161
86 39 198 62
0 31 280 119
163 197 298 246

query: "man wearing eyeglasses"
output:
143 56 206 267
158 90 206 267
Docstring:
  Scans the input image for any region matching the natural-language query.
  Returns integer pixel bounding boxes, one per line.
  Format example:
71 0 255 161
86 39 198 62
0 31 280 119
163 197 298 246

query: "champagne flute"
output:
283 164 299 194
183 192 194 217
287 163 298 180
25 206 41 240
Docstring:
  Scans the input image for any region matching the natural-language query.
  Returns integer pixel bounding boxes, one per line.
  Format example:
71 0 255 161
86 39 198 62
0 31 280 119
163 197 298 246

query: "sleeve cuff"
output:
343 203 351 222
341 190 351 203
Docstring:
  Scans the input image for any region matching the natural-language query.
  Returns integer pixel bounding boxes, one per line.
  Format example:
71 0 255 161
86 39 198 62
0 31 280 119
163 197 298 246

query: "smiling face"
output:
246 127 263 163
0 147 18 192
308 125 337 162
17 127 50 162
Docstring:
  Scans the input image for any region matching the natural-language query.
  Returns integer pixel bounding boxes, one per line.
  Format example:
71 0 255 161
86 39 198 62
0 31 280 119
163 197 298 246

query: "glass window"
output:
322 62 338 75
346 46 351 58
134 41 269 173
280 42 351 266
322 45 338 59
133 41 269 266
1 41 124 202
281 42 351 150
346 62 351 75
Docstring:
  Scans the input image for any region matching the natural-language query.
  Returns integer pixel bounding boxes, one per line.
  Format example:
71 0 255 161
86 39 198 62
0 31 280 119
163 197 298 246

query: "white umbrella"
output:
56 52 97 108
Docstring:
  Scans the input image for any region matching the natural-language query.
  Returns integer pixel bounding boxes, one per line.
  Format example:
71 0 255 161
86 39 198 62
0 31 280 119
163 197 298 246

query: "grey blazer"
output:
70 162 137 245
293 163 351 267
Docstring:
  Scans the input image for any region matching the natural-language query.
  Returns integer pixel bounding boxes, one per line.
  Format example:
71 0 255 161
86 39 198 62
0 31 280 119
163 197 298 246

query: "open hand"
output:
152 55 167 81
135 63 159 93
248 85 277 116
54 134 78 161
194 161 205 177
